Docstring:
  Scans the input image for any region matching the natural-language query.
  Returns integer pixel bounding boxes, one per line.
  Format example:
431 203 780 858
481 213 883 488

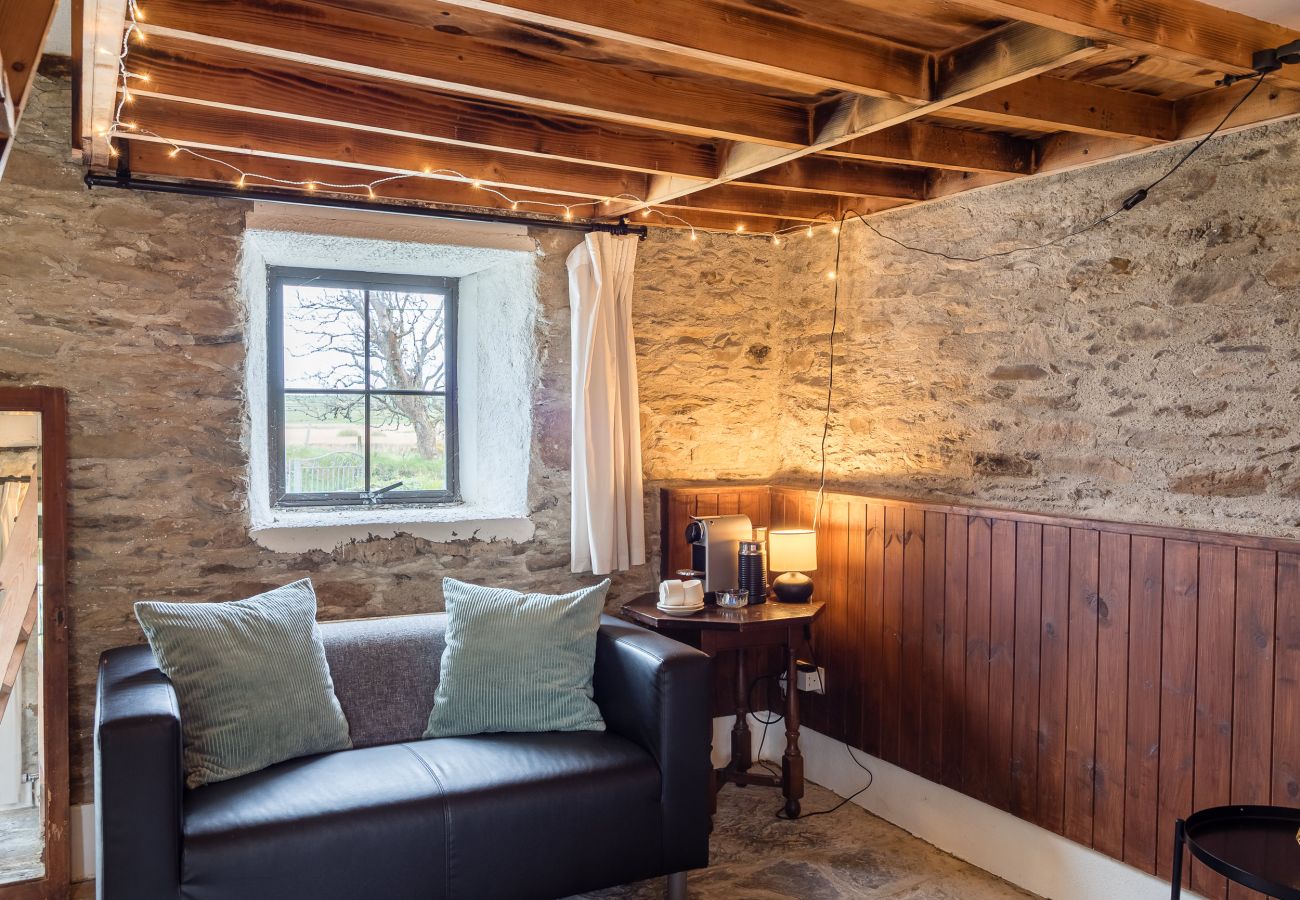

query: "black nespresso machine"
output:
682 514 752 600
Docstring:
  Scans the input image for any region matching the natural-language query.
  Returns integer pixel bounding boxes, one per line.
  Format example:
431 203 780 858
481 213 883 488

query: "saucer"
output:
656 601 705 617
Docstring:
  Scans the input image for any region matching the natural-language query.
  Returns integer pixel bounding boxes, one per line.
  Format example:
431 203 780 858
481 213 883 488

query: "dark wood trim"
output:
0 386 70 900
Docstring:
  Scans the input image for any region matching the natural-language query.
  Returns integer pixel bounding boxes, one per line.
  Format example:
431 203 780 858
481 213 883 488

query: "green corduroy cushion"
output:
134 579 352 788
423 578 610 738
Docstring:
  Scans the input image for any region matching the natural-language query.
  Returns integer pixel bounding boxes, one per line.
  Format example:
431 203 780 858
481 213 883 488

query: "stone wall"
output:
777 117 1300 540
0 72 786 805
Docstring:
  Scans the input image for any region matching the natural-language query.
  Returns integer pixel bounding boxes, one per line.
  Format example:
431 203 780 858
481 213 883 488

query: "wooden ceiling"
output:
72 0 1300 236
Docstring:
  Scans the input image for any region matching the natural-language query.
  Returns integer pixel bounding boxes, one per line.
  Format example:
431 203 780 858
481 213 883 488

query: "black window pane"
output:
369 395 447 492
282 284 366 391
367 290 448 392
283 395 366 493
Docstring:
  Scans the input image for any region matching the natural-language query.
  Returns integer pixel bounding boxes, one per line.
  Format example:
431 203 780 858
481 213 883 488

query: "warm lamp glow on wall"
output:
768 529 817 603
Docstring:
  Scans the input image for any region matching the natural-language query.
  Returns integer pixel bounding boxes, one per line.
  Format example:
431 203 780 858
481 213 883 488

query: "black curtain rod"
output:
83 171 650 239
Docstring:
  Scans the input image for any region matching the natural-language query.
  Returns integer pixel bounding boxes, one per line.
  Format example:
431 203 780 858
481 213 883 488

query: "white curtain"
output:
567 232 646 575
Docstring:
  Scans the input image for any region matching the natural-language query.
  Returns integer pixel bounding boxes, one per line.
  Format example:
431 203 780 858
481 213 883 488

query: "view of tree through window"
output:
269 270 456 505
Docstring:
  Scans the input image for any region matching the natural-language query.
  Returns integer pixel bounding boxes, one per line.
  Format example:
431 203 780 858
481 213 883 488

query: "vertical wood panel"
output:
880 505 906 765
807 499 850 736
988 518 1017 811
1094 531 1131 860
845 501 869 750
1065 528 1100 846
921 510 947 783
695 493 719 517
1192 544 1235 900
942 513 969 790
1272 553 1300 806
965 517 993 803
1229 548 1277 900
1011 522 1043 821
899 508 927 773
1124 535 1164 873
1038 524 1070 833
1157 540 1199 879
863 503 886 757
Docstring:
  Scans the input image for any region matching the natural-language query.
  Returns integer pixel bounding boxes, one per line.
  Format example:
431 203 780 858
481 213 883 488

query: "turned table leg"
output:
781 642 804 818
731 649 752 774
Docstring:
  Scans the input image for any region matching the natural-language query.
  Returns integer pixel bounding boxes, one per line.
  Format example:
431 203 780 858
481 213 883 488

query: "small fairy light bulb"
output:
367 186 376 199
689 230 698 242
120 121 136 130
168 146 179 158
422 165 432 175
305 181 317 192
470 179 483 189
563 207 574 221
137 72 150 83
122 90 133 104
108 144 120 158
511 201 520 211
133 28 146 43
831 224 841 235
640 209 650 219
772 235 781 246
826 270 837 280
735 224 746 234
236 174 247 188
806 225 814 238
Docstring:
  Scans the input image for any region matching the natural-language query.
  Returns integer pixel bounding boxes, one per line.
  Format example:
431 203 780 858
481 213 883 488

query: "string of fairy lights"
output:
103 0 849 246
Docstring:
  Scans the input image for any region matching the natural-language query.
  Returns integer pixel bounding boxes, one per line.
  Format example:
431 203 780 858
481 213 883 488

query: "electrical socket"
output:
779 662 826 695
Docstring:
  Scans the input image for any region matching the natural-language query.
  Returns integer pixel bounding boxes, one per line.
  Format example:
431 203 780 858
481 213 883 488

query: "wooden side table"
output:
620 594 825 818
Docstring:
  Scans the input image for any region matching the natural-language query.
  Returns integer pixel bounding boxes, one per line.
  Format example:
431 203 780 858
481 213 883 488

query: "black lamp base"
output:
772 571 814 603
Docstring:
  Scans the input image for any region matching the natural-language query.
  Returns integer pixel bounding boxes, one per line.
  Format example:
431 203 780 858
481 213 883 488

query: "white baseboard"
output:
714 713 1194 900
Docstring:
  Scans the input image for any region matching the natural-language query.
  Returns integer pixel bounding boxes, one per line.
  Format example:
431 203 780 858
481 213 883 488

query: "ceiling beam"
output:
115 95 651 201
937 74 1179 142
615 21 1100 215
417 0 931 102
136 0 812 148
129 40 721 180
119 139 612 217
926 0 1300 89
660 183 911 222
78 0 130 167
823 122 1037 175
734 156 928 200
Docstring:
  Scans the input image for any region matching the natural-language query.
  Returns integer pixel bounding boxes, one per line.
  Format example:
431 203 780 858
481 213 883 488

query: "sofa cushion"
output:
181 733 663 900
134 579 352 788
320 614 446 747
424 578 610 738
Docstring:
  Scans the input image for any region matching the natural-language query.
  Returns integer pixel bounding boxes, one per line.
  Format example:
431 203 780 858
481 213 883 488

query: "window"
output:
267 268 457 507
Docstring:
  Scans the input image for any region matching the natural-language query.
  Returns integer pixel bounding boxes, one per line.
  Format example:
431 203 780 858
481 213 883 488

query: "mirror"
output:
0 390 67 898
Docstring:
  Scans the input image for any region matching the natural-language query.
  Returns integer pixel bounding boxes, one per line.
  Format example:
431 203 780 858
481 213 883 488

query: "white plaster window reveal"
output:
240 204 540 551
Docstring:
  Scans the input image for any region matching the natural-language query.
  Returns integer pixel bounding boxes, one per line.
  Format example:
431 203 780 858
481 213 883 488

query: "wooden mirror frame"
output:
0 387 69 899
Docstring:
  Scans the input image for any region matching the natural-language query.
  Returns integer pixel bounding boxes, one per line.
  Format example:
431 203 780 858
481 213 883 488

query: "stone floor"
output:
576 780 1037 900
0 805 44 884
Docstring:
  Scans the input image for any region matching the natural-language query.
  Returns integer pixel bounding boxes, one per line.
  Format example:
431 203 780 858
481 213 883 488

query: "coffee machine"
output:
683 514 752 597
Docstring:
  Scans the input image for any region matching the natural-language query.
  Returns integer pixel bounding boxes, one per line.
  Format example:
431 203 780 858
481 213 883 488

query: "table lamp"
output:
768 529 817 603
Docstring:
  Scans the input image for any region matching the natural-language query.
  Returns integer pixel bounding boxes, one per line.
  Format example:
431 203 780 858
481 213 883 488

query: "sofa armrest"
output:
95 645 183 900
593 615 711 872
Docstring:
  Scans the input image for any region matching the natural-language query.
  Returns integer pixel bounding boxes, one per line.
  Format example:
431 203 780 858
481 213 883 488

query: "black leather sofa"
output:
94 613 712 900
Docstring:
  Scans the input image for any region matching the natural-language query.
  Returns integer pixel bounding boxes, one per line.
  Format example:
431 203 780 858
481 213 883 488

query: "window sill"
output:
250 503 535 553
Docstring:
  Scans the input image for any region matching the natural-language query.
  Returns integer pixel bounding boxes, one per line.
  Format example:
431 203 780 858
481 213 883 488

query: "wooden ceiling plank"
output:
734 156 928 200
422 0 931 102
615 22 1099 215
662 182 910 221
128 40 721 180
935 0 1300 89
937 74 1178 141
823 121 1036 175
136 0 811 148
116 95 651 200
123 139 614 217
78 0 130 166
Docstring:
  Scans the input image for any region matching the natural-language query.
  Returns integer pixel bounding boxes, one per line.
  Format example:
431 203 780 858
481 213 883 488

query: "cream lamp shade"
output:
768 529 817 572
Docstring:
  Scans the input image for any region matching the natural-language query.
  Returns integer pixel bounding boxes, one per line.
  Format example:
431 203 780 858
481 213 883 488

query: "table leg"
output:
1170 819 1185 899
781 644 804 818
731 650 752 774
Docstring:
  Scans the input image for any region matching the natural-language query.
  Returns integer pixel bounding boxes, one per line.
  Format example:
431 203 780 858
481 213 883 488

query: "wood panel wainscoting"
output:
660 483 1300 899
